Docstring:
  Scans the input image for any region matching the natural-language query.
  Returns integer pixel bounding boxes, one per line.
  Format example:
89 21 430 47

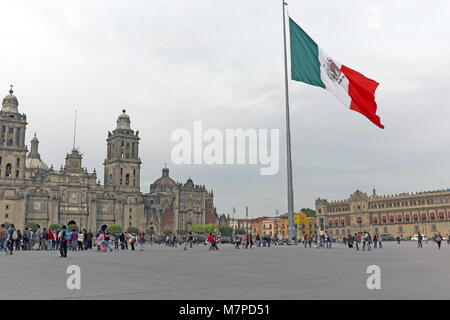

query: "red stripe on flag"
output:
341 65 384 129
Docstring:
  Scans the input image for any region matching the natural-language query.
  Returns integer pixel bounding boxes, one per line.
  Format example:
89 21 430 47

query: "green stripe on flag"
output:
289 18 325 88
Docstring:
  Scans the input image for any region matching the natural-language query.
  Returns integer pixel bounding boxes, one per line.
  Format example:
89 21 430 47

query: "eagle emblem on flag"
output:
325 58 345 84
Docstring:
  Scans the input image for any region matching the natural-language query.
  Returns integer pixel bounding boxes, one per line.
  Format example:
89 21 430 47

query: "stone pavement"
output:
0 241 449 299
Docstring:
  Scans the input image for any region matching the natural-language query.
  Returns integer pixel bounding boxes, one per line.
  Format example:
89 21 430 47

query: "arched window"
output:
6 163 12 177
126 174 130 185
16 158 20 167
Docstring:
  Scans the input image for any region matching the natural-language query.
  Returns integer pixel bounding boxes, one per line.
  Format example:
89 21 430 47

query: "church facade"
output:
0 88 218 233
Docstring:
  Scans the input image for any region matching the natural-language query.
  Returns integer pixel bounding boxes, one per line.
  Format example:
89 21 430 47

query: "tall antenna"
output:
73 109 77 150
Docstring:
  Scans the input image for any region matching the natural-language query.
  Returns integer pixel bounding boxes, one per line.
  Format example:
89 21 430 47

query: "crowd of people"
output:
0 224 148 257
2 223 449 256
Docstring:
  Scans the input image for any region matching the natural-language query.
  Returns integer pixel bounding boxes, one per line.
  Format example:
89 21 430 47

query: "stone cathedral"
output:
0 87 218 233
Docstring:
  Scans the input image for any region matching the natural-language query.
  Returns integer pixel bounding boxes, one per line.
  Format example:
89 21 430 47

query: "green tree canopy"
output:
127 226 139 234
205 224 217 234
176 229 186 235
219 225 233 237
163 226 172 235
68 224 79 231
301 208 316 217
146 228 155 235
48 224 61 231
26 222 40 232
190 224 206 234
236 228 247 235
108 224 122 234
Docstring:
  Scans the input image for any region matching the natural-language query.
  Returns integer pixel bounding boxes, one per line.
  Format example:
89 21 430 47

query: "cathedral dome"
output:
152 167 176 188
1 86 19 113
116 109 131 130
26 134 48 170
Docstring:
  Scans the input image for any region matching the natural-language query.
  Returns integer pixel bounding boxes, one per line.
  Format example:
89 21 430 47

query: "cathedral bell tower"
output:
0 86 27 181
103 110 141 193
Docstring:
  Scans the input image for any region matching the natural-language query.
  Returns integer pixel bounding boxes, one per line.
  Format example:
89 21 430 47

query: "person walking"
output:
234 234 241 249
397 236 401 244
418 232 423 248
434 232 443 249
354 233 359 251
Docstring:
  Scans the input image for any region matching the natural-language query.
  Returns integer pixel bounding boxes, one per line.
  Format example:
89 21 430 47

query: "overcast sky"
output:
1 0 449 219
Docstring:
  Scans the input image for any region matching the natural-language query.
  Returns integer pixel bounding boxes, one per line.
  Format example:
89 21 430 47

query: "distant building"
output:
0 88 218 233
316 189 450 238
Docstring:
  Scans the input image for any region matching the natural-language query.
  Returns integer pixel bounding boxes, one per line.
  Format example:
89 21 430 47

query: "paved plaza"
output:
0 241 449 300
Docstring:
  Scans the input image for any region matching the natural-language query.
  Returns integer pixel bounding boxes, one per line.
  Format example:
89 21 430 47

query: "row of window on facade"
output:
369 198 448 209
0 126 21 147
324 197 450 213
328 212 450 226
0 157 20 178
332 224 439 236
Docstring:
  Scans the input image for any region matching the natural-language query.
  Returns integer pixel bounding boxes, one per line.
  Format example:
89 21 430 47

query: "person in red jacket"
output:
47 230 54 250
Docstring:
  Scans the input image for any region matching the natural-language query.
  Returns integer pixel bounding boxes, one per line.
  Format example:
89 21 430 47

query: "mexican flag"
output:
289 17 384 129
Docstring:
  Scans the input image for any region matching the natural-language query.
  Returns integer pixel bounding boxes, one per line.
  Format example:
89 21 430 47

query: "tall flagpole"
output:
282 0 295 242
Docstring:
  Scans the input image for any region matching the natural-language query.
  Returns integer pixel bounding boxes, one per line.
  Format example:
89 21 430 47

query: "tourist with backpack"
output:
59 226 70 258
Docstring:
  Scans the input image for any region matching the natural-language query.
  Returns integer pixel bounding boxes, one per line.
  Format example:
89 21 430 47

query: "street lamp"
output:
233 207 236 235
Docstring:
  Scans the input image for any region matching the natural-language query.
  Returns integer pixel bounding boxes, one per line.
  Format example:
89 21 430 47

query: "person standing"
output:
188 232 193 249
59 226 69 258
0 224 5 252
347 233 353 248
86 230 93 249
130 233 136 251
47 229 53 250
119 232 125 250
256 234 260 247
114 232 120 250
418 232 423 248
397 236 401 244
6 224 16 255
138 229 145 251
377 234 383 248
434 233 443 250
77 231 84 250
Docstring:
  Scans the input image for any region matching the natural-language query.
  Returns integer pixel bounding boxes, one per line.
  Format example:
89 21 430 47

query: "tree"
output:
236 228 247 235
68 224 79 231
301 208 316 217
127 226 139 234
108 224 122 234
163 226 172 236
205 224 217 234
219 225 233 237
176 229 186 235
146 228 155 235
190 224 205 234
49 224 60 231
26 222 40 232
